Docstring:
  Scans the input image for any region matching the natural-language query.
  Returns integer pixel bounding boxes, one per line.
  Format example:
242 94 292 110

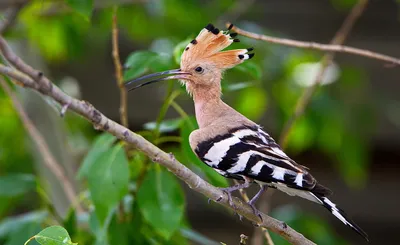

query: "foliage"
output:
0 0 378 244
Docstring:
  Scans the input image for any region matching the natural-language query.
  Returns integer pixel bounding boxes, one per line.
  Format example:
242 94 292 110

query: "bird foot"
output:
248 202 263 222
219 186 237 209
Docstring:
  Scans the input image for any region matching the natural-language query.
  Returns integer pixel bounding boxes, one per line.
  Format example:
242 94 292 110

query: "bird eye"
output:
195 66 204 73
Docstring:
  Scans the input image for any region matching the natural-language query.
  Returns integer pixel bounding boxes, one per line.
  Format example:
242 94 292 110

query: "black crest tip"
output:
233 38 240 42
248 53 255 59
229 32 238 38
247 47 254 52
205 23 215 31
212 28 220 35
190 39 198 45
227 23 234 30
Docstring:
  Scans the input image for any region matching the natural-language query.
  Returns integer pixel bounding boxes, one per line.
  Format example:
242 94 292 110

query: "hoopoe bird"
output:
126 23 368 241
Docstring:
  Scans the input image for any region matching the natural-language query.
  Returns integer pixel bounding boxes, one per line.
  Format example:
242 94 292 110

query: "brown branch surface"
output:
0 36 315 245
112 7 128 129
278 0 368 148
227 16 400 67
0 78 82 213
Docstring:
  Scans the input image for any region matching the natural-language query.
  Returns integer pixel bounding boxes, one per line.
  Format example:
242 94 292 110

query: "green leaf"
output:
87 144 130 225
62 209 76 240
0 211 47 239
0 174 36 197
137 168 185 240
77 133 116 179
149 53 174 71
108 214 130 245
5 222 41 245
88 209 115 245
123 51 158 81
144 118 183 133
173 38 192 65
180 117 228 187
26 226 76 245
234 61 262 80
180 228 220 245
65 0 93 20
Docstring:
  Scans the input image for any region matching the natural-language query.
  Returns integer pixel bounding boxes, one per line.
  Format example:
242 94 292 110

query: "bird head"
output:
125 23 254 96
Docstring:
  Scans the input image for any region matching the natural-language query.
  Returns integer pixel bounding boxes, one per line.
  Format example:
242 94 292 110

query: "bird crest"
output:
181 23 254 70
125 23 254 92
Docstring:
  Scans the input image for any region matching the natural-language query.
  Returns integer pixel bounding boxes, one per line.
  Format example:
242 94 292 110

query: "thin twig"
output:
111 6 128 222
112 6 128 129
0 36 315 245
227 17 399 67
278 0 369 148
0 77 83 213
0 4 24 34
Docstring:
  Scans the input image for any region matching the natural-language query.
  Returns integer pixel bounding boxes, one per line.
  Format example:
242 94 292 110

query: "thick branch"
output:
279 0 368 147
0 37 315 245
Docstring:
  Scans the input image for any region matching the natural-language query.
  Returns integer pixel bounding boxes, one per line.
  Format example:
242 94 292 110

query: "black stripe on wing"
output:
194 124 321 191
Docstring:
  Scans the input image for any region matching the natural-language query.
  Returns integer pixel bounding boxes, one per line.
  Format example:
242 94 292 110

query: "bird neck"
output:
192 84 227 128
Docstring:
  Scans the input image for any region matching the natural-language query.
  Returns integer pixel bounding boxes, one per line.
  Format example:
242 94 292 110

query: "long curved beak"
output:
125 68 191 92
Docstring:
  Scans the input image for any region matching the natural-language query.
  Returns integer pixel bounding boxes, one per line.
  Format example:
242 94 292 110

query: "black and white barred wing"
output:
195 125 368 241
195 125 322 192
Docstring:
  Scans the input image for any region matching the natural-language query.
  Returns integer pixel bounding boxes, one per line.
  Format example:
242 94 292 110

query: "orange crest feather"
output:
181 23 254 69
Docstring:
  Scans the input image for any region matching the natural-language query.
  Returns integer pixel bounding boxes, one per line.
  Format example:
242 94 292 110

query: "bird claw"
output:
248 201 263 222
237 213 243 221
221 189 236 209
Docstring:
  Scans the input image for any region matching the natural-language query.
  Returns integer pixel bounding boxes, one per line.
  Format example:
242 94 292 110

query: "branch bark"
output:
111 7 128 129
226 12 400 68
0 36 315 245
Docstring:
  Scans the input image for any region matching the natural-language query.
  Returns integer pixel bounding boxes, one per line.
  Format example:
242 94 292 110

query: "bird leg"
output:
216 177 253 209
247 185 268 221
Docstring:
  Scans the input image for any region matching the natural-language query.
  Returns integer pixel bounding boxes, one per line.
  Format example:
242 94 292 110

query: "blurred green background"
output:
0 0 399 244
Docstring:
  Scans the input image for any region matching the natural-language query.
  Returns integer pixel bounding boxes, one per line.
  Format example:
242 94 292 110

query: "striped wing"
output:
195 125 317 191
194 125 369 241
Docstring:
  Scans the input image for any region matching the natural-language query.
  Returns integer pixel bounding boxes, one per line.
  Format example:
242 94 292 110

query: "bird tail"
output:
310 192 369 242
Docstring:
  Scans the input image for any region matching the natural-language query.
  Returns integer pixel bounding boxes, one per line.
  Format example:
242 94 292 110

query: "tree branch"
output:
112 6 128 130
0 77 82 213
278 0 368 148
111 6 128 221
226 13 399 68
0 37 315 245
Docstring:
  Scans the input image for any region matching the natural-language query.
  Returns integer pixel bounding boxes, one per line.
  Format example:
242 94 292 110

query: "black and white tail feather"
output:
195 125 368 241
311 192 368 241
